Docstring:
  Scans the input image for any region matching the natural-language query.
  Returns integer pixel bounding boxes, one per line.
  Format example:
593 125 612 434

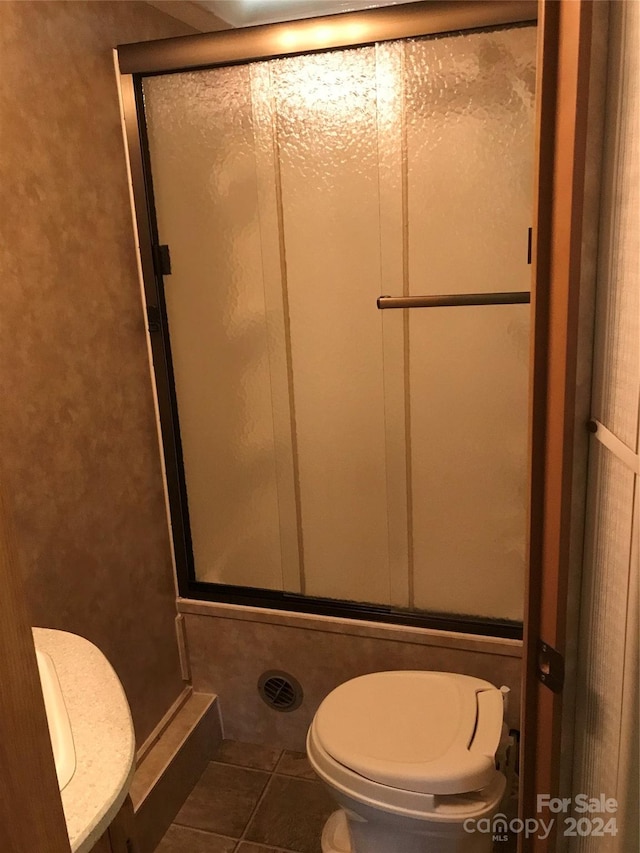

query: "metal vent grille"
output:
258 671 303 712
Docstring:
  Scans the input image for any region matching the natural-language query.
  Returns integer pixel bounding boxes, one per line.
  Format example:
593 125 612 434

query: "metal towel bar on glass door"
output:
376 292 531 309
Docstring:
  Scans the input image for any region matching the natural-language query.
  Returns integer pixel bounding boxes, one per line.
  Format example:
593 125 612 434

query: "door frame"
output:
521 1 599 850
116 0 538 639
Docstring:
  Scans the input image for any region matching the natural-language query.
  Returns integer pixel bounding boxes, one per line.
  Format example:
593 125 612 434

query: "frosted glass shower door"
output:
271 49 392 604
141 21 536 621
143 66 301 592
143 50 393 601
407 305 530 619
402 26 536 620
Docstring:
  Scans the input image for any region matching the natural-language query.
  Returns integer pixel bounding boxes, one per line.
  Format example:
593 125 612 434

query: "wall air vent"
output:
258 670 303 712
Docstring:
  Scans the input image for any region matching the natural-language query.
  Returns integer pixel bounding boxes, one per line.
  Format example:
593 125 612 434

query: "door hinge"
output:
153 244 172 276
527 227 533 264
537 639 564 693
146 304 161 334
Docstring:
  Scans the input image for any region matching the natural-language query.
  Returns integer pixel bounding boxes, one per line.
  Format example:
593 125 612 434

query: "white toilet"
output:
307 671 509 853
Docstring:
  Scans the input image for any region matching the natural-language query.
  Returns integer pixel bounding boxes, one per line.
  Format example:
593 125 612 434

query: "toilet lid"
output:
313 671 504 796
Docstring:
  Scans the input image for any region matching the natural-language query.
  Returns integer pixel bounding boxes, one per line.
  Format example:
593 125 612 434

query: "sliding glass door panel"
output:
144 68 295 591
249 63 303 594
272 47 393 604
409 304 530 619
140 21 536 624
405 26 537 296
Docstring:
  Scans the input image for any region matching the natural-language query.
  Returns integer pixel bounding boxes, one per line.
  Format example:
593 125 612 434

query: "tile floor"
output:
155 740 518 853
155 740 335 853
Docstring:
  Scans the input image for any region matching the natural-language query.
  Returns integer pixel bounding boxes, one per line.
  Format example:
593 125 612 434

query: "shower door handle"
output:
376 292 531 309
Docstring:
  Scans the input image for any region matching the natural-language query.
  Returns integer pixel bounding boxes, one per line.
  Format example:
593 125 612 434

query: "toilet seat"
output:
307 722 506 823
308 671 505 808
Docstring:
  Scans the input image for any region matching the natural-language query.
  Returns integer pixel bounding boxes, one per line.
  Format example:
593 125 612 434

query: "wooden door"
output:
0 490 71 851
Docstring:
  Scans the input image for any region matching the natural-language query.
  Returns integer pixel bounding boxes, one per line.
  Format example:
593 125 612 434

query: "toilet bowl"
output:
307 671 509 853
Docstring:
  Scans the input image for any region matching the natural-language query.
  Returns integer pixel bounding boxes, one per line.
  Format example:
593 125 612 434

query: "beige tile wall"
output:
181 600 523 750
0 1 199 744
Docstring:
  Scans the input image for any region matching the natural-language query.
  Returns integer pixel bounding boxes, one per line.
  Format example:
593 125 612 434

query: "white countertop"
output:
33 628 136 853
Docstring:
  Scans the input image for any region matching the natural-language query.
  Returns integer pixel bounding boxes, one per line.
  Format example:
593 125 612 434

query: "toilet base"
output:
320 806 496 853
321 810 352 853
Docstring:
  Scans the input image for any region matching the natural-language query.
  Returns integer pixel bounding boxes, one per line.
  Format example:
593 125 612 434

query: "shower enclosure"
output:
119 1 537 637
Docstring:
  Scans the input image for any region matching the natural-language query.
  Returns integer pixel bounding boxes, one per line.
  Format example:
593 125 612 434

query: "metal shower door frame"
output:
116 0 537 638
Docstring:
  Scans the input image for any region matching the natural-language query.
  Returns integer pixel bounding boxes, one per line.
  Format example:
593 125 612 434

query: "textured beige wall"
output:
0 1 197 744
180 601 522 751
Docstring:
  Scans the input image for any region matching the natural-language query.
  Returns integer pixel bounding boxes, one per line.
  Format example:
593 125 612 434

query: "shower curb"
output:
130 692 222 853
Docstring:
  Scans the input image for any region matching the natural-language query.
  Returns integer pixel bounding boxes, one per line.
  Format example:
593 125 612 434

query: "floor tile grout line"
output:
170 819 239 840
235 768 324 853
235 842 307 853
237 768 279 847
213 745 316 779
273 754 284 776
218 760 283 772
210 758 283 774
159 744 320 853
273 770 317 782
215 746 284 775
171 759 277 846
